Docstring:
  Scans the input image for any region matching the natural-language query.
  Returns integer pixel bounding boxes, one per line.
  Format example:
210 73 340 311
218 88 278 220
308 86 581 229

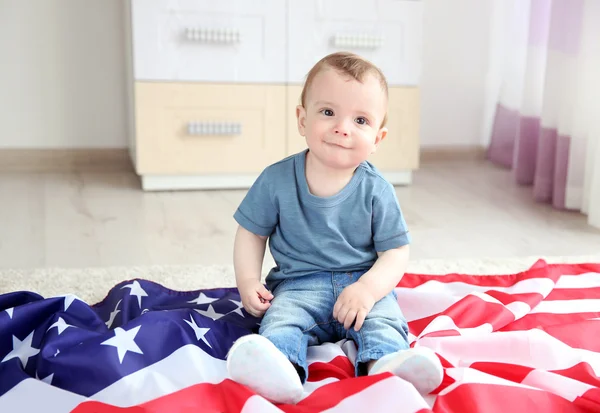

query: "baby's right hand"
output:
238 280 274 318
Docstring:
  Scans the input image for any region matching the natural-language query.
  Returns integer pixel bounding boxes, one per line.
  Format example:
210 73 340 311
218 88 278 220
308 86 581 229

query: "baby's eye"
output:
355 117 368 125
321 109 334 116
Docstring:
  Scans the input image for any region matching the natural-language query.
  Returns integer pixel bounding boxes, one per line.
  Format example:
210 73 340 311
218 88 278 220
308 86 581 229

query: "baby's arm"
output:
233 225 274 317
357 244 410 302
333 245 409 330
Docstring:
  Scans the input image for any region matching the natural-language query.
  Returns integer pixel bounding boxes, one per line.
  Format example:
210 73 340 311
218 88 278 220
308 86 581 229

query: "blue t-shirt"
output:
233 149 410 286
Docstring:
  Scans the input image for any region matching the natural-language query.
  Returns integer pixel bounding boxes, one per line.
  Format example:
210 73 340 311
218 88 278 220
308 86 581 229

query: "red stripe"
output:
399 262 563 289
501 312 600 333
432 382 592 413
469 362 535 383
552 362 600 387
573 387 600 412
400 262 600 289
546 287 600 300
408 295 516 336
484 290 543 307
307 355 355 382
539 319 600 352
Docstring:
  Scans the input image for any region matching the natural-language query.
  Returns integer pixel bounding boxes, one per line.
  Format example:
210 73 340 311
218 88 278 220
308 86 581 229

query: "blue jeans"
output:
258 270 410 383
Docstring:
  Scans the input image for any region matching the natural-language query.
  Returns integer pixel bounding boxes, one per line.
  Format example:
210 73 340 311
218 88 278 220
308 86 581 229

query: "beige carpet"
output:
1 254 599 305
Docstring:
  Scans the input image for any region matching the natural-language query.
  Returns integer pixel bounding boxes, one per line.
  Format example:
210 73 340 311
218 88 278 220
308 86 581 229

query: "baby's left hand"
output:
333 282 376 331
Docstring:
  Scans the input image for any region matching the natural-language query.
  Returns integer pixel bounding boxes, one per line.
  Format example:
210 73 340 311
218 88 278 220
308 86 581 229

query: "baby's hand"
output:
333 283 376 331
238 280 274 318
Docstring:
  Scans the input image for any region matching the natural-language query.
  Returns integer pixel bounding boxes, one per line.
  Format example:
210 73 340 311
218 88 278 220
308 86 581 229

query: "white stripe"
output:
530 299 600 314
420 328 600 376
522 369 596 402
399 289 530 323
306 341 349 365
0 378 86 413
399 277 556 297
90 343 227 406
439 367 541 396
241 395 285 412
555 272 600 288
322 376 430 413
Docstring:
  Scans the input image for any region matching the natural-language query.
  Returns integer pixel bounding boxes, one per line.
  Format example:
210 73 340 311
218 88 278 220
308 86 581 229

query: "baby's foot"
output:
227 334 304 404
368 346 443 394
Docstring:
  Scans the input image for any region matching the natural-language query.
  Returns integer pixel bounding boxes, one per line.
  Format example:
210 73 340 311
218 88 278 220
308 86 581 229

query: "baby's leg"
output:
228 274 335 404
345 291 443 394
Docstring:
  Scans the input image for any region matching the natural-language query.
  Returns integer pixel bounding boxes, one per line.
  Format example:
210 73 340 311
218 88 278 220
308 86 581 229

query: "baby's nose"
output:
334 128 349 137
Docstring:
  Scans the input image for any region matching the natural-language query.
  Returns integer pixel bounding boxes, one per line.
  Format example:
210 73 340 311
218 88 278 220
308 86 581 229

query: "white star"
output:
54 294 79 311
1 331 40 368
36 371 54 384
101 325 144 363
195 305 224 321
5 308 13 319
184 315 212 348
187 293 217 306
121 281 148 308
47 317 73 335
229 299 245 317
105 299 122 329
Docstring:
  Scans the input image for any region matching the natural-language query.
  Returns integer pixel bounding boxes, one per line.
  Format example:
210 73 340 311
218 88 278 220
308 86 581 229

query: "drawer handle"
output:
332 33 384 49
187 121 242 136
184 28 241 44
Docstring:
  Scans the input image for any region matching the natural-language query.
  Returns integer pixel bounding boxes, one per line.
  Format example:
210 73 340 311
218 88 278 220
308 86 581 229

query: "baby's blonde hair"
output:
300 51 389 127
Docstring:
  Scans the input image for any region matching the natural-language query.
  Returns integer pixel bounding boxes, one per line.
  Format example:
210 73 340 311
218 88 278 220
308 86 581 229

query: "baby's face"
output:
297 68 388 170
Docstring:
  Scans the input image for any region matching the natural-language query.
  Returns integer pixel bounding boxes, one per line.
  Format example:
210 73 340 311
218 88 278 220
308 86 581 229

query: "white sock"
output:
227 334 304 404
368 346 444 394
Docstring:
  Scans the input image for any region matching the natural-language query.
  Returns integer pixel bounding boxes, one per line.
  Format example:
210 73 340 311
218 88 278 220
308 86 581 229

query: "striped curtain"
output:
485 0 600 228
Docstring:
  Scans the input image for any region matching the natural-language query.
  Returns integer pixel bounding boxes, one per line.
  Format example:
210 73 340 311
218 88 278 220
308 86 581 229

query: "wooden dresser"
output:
123 0 423 190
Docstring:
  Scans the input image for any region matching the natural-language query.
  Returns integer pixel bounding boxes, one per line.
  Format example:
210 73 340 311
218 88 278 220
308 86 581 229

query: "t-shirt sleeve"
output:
372 182 411 251
233 168 279 237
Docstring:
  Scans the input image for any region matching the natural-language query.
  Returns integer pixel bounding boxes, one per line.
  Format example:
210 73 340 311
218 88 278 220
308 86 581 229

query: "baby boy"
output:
226 52 443 404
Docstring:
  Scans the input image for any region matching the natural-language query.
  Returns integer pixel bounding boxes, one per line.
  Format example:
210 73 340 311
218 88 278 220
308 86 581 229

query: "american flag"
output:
0 259 599 412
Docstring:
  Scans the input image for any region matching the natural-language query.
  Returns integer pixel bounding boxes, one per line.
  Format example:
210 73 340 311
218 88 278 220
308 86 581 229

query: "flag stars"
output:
195 305 224 321
1 331 40 369
101 325 144 364
47 317 74 335
229 299 245 317
36 371 54 385
184 315 212 348
121 281 148 308
106 299 122 329
187 293 218 306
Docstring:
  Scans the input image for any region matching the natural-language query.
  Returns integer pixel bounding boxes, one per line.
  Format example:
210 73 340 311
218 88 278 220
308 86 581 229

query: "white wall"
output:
419 0 494 147
0 0 494 149
0 0 127 148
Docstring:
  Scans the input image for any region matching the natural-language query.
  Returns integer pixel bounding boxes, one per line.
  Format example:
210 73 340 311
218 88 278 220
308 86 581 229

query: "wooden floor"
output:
1 160 598 269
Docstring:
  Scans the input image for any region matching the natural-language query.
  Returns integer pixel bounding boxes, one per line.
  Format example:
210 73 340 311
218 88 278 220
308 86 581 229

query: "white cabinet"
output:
124 0 424 190
286 0 423 86
130 0 287 83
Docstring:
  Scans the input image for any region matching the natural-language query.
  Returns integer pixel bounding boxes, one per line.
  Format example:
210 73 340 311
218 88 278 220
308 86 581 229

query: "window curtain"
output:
484 0 600 228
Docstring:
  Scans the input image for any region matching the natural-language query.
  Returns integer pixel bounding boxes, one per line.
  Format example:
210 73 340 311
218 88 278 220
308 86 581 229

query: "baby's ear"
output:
372 127 388 153
296 105 307 136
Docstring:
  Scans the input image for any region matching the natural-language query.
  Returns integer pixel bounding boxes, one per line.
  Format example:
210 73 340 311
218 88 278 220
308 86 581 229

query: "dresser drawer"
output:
286 0 423 86
286 85 419 170
134 82 286 174
130 0 286 83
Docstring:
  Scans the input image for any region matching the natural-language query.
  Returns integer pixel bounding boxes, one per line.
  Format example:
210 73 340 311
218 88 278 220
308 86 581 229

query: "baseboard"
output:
0 149 133 173
420 145 487 163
